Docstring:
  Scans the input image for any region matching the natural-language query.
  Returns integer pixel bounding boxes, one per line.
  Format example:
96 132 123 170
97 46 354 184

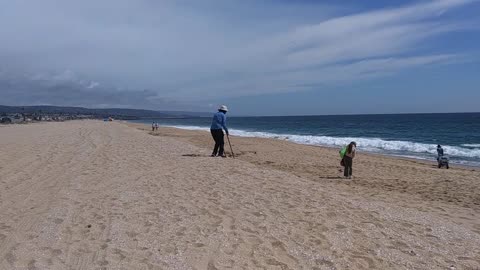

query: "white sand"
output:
0 120 479 269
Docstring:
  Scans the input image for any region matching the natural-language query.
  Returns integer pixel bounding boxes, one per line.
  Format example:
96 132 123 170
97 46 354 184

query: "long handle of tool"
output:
227 134 235 158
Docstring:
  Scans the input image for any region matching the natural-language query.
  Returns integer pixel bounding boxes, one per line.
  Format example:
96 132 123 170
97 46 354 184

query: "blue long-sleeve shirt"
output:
210 111 228 133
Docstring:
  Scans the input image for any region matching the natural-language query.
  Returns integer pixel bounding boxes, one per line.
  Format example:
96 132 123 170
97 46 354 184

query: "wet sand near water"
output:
0 120 479 269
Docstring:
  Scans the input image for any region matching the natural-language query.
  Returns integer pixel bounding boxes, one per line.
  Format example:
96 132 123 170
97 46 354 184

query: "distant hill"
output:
0 105 210 119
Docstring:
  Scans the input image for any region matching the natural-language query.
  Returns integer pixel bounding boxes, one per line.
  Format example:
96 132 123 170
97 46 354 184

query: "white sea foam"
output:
461 144 480 148
163 125 480 160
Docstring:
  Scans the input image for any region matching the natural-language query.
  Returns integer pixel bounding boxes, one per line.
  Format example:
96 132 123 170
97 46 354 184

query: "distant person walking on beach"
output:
343 141 356 179
210 105 229 157
436 144 450 168
152 121 156 132
155 122 159 131
437 144 444 160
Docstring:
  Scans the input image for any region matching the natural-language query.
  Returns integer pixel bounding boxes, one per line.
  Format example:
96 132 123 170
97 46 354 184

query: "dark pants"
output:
343 156 353 177
210 129 224 156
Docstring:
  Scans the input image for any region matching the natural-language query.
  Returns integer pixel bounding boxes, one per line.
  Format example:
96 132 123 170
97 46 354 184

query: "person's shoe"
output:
211 154 216 157
220 154 227 158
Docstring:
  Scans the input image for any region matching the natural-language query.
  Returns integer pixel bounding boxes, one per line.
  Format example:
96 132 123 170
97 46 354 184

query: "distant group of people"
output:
209 105 451 177
151 122 159 132
338 143 449 178
210 104 359 178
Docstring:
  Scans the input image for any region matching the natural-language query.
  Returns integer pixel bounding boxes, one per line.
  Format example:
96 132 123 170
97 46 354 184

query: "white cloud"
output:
166 0 477 100
0 0 477 108
87 81 99 89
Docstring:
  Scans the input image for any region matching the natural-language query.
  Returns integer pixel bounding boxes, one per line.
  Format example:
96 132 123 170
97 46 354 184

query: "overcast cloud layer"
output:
0 0 478 111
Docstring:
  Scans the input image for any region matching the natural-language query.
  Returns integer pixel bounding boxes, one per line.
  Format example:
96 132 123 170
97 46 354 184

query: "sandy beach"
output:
1 120 479 270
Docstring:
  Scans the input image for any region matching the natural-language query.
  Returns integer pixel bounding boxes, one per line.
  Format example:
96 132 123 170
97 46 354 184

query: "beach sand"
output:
1 120 479 269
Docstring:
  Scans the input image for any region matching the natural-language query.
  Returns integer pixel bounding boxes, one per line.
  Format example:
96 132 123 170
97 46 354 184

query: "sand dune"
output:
1 120 479 269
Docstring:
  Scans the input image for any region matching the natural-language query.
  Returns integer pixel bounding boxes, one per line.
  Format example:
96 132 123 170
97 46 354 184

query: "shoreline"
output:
128 121 480 209
128 121 480 171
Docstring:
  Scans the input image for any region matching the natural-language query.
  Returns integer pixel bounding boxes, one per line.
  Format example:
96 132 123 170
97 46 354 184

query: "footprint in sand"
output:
269 238 299 268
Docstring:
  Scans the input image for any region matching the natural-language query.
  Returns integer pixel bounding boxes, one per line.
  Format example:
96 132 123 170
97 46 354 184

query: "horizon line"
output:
1 104 479 118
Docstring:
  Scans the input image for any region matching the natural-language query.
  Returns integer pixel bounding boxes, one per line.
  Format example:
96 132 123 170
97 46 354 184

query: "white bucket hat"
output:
219 105 228 111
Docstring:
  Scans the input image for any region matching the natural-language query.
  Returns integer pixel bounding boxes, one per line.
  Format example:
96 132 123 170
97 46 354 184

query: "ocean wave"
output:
163 125 480 159
461 144 480 148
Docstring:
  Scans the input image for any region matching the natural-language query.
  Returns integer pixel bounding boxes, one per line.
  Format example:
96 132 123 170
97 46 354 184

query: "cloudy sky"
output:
1 0 479 115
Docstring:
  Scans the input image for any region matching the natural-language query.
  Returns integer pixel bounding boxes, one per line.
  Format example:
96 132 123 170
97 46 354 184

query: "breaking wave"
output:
164 125 480 160
461 144 480 148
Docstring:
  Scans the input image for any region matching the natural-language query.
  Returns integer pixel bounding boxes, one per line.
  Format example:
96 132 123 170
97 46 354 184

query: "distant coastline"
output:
0 104 209 123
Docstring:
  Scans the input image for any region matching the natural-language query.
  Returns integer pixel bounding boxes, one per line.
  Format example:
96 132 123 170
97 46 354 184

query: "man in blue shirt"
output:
210 105 229 157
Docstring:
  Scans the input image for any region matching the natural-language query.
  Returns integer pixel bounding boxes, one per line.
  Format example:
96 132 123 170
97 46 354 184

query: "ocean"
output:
131 113 480 167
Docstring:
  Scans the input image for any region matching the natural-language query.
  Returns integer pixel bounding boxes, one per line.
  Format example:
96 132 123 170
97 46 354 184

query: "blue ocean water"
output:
131 113 480 166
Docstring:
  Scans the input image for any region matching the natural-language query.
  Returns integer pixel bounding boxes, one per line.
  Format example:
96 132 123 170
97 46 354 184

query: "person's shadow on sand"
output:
182 154 204 157
324 176 346 180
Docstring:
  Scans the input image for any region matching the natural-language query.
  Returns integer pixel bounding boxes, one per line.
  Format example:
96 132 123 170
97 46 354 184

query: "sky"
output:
0 0 479 116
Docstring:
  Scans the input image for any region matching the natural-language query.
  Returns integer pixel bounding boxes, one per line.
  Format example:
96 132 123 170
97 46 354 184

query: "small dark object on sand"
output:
438 156 449 169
